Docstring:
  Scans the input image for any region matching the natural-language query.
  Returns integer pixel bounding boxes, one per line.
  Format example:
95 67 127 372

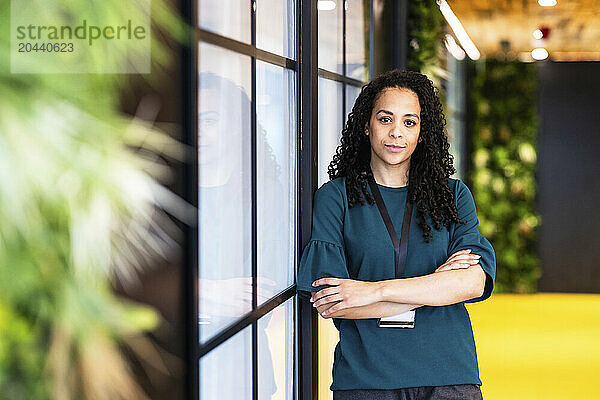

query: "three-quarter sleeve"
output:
296 181 350 301
448 179 497 303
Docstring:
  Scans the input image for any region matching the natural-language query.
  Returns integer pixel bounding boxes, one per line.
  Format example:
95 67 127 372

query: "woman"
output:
296 69 496 400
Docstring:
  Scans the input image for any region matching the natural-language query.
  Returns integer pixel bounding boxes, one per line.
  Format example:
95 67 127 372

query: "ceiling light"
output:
531 48 549 60
437 0 480 60
538 0 557 6
317 1 336 11
533 29 543 40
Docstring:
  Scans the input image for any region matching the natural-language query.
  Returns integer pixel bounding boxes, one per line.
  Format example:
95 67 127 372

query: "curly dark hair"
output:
327 68 465 243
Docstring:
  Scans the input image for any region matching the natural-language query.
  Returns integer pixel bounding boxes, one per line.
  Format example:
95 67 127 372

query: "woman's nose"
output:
389 121 404 138
390 129 402 139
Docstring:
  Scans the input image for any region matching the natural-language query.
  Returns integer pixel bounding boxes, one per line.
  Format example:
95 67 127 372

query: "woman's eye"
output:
379 117 391 123
405 120 416 127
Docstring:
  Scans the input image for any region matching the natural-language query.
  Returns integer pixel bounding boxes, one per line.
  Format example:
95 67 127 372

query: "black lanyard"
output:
367 176 413 278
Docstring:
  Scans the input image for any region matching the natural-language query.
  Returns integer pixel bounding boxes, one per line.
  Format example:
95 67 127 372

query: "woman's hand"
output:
311 294 342 318
435 249 480 273
309 278 380 318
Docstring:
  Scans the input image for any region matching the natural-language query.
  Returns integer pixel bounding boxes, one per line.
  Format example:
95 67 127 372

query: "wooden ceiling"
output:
448 0 600 61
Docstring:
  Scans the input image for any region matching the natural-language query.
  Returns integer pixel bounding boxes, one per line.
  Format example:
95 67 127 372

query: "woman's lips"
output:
385 144 406 152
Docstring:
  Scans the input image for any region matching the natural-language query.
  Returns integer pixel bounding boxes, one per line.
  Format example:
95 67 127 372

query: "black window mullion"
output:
251 2 258 313
184 0 199 398
197 28 297 71
250 1 258 400
199 287 295 358
318 68 363 87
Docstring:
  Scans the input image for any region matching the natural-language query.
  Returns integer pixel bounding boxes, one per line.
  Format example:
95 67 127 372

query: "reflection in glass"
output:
318 78 344 186
200 325 252 400
197 43 283 400
256 61 297 306
318 0 343 74
256 0 296 59
258 298 294 400
346 0 369 81
198 43 253 343
198 0 251 43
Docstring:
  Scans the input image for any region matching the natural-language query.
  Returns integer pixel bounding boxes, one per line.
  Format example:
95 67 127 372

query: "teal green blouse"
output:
296 176 496 390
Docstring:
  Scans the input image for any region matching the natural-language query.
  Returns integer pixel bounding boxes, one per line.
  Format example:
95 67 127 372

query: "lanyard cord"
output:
367 176 413 278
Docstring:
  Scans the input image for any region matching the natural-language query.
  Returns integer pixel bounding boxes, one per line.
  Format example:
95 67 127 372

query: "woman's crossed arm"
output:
310 249 486 320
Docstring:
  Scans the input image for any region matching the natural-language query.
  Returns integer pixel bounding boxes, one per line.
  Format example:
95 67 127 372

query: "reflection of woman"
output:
297 69 496 400
198 72 281 399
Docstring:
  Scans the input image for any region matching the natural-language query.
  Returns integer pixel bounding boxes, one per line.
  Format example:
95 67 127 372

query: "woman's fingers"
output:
313 293 343 308
312 277 342 287
444 253 480 266
436 261 482 273
435 250 481 273
439 259 474 269
435 260 474 273
447 251 480 263
310 287 338 303
446 262 481 272
316 300 341 317
451 249 471 257
451 254 481 262
445 252 470 263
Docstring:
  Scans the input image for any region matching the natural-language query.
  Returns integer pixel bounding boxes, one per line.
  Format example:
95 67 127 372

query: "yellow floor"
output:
318 293 600 399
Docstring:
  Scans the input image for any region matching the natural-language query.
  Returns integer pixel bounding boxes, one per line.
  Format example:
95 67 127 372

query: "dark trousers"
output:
333 384 483 400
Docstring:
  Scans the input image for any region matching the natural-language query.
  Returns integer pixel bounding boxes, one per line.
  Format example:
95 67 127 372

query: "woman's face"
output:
198 88 222 167
198 87 244 186
365 87 422 169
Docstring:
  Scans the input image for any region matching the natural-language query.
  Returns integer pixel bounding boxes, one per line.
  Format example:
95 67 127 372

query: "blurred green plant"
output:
468 59 541 293
0 1 191 399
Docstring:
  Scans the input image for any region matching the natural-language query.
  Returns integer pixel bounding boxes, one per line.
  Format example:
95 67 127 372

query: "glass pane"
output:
198 0 251 44
346 0 369 82
256 61 297 306
258 297 295 400
318 0 343 74
198 42 253 344
446 56 467 179
200 325 252 400
256 0 296 60
318 78 344 186
345 84 362 125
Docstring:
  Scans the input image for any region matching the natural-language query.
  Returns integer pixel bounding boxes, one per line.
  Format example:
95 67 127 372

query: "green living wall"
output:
468 60 541 293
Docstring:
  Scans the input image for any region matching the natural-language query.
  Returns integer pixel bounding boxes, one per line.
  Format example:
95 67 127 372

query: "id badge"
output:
377 309 415 328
